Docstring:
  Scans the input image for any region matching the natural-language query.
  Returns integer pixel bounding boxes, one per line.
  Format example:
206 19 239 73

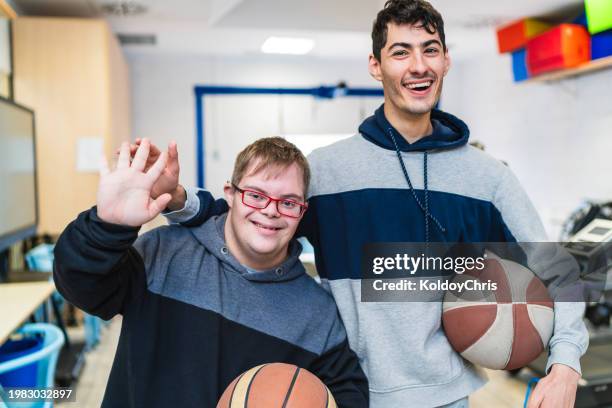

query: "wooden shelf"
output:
526 56 612 82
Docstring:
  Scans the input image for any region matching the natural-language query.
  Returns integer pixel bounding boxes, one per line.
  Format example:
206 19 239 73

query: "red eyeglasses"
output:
231 183 308 218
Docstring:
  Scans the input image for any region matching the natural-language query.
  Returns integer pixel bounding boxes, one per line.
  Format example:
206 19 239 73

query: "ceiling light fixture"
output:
101 1 147 17
261 37 315 55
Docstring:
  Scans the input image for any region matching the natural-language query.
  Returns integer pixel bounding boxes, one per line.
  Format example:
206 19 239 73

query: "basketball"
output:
442 251 554 370
216 363 337 408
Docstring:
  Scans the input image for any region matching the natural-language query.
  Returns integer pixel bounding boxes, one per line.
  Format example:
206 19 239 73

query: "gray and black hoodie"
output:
53 208 368 407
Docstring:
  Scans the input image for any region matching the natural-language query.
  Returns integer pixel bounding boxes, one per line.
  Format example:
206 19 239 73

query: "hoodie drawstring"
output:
387 128 446 242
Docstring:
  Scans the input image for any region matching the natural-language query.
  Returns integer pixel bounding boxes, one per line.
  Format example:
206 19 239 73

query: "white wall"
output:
128 53 382 197
442 54 612 239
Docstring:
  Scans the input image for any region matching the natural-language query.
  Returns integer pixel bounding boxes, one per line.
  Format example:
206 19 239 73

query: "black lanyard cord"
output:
387 128 446 243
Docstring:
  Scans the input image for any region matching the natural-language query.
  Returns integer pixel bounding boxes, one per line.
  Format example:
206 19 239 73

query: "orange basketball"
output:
217 363 337 408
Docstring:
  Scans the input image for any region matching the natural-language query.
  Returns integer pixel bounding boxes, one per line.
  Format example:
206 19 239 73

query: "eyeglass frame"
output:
230 182 308 218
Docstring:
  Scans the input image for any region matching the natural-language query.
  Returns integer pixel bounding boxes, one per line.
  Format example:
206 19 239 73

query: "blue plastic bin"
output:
573 13 588 28
512 48 529 82
25 244 55 273
592 29 612 59
0 334 44 387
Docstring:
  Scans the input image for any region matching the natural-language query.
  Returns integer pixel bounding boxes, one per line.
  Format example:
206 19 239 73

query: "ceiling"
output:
12 0 584 60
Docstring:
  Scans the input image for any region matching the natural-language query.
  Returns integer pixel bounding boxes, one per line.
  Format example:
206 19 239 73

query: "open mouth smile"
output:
251 221 282 231
403 79 434 95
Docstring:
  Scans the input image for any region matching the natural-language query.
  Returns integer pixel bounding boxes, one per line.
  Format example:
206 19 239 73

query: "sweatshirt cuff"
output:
88 207 140 249
163 186 200 223
545 341 582 376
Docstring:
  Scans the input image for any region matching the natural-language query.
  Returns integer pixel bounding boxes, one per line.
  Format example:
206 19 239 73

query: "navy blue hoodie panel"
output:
358 105 470 152
103 291 326 407
306 188 517 280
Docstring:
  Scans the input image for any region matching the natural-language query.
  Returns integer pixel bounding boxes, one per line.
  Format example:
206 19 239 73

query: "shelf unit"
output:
525 55 612 82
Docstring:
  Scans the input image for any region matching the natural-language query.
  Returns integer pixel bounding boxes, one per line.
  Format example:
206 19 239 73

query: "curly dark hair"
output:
372 0 446 61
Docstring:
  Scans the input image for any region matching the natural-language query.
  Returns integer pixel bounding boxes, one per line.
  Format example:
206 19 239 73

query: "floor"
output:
56 318 121 408
57 317 529 407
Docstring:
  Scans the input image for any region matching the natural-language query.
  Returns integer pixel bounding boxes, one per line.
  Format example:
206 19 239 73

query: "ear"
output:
368 53 383 82
223 182 235 208
443 50 451 77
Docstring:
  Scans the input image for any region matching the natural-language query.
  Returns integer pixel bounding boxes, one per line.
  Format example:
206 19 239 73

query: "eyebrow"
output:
389 39 443 51
242 185 304 201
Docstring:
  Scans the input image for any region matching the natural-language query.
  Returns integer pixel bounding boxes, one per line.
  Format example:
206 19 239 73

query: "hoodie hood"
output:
359 104 469 152
189 212 306 283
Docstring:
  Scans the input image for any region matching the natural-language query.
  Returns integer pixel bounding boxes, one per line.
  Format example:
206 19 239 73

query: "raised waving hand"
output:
98 139 172 226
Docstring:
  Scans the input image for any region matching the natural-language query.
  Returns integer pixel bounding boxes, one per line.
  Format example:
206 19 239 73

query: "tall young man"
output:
53 138 368 407
157 1 587 406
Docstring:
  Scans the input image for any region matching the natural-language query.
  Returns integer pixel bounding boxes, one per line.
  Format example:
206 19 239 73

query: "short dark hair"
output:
372 0 446 61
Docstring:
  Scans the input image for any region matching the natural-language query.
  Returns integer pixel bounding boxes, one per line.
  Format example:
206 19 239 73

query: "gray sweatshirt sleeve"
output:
492 166 588 375
163 186 202 224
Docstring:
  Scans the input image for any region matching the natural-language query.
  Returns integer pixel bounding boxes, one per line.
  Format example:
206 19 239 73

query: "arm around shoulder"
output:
163 186 229 226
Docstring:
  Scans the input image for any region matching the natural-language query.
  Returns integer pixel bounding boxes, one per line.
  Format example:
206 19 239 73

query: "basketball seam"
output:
443 301 498 312
506 304 545 370
506 303 517 369
322 377 330 408
526 305 553 348
281 367 301 408
244 365 267 408
228 371 247 408
502 258 533 302
460 303 512 369
443 304 498 353
526 304 554 312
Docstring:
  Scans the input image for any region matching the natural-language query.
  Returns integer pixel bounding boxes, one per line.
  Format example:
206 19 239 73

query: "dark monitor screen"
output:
0 97 37 253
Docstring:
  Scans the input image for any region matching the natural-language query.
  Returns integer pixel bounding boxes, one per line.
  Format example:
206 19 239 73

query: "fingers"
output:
527 385 544 408
148 193 172 219
146 151 168 182
149 141 162 157
117 142 131 169
120 138 164 172
167 141 179 173
99 155 110 176
131 138 150 171
132 138 160 161
168 141 177 158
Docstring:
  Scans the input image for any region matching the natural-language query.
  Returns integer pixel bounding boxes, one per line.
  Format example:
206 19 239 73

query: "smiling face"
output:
224 160 306 270
369 22 450 117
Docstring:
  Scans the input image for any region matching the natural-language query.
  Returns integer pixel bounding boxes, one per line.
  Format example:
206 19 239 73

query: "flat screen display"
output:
0 98 36 250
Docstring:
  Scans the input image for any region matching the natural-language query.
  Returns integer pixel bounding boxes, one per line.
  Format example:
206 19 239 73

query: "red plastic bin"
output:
496 19 551 54
526 24 591 76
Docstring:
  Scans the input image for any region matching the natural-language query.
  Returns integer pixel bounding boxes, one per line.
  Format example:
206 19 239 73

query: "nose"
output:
408 53 428 76
260 200 281 218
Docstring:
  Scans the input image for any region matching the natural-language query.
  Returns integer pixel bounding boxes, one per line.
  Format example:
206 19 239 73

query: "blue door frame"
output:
194 85 384 188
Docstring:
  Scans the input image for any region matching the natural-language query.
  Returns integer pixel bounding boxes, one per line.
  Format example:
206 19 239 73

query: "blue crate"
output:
592 29 612 59
512 48 529 82
573 12 588 28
